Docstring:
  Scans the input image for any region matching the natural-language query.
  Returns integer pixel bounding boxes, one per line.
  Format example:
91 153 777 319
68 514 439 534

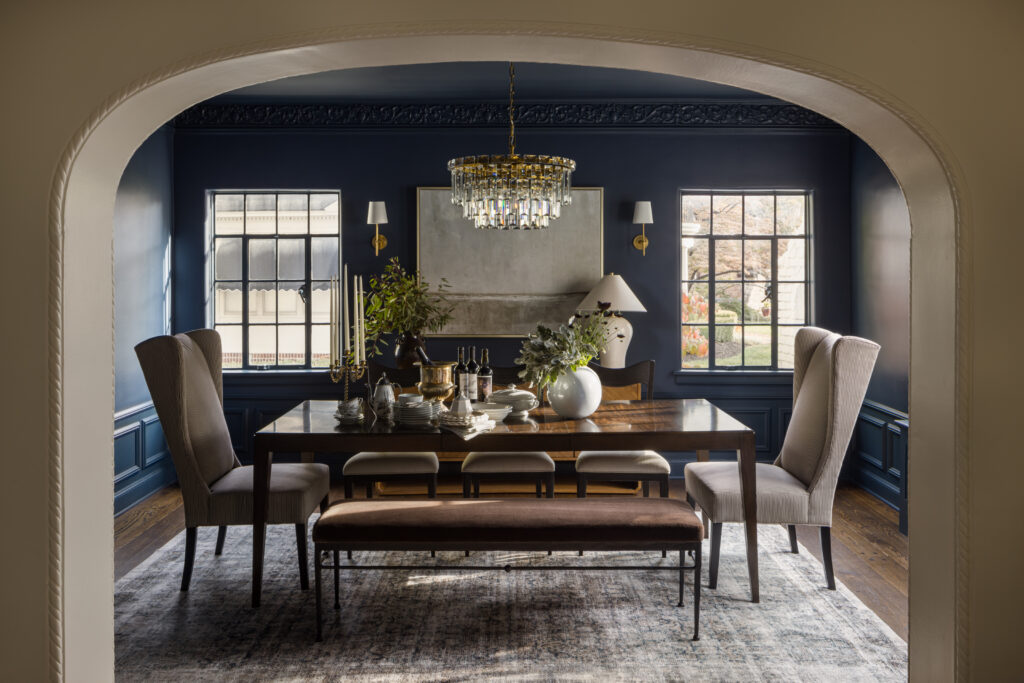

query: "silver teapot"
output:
370 373 397 423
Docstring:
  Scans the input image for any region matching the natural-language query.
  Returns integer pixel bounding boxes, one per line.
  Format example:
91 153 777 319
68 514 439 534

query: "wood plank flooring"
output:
114 480 908 641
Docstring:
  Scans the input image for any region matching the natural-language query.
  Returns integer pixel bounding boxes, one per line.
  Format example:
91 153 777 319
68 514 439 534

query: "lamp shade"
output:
367 201 388 225
577 273 647 313
632 201 653 224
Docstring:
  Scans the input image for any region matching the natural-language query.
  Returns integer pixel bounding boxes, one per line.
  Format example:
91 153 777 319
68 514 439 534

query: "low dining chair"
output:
575 360 670 498
684 327 879 590
135 329 330 592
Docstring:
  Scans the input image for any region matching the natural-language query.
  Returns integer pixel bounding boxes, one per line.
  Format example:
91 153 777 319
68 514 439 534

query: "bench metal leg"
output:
535 481 542 498
678 549 685 608
314 544 323 642
642 481 650 497
546 473 555 499
693 545 702 641
577 476 586 498
366 483 374 499
660 475 670 498
296 523 309 590
462 476 471 498
344 479 354 499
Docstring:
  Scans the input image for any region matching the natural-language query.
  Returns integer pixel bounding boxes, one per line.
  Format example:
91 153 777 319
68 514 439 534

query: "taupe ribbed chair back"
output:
135 329 241 527
775 327 881 526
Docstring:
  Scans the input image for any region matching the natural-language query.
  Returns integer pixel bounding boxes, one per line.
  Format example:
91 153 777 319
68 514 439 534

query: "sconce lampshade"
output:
367 201 388 225
632 201 653 224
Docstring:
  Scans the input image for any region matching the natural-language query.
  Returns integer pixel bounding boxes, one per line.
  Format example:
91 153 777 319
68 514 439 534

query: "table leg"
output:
252 442 271 607
737 432 759 602
696 449 710 533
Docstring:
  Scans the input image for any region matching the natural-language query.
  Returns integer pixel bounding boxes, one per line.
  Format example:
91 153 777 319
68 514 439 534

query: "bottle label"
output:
459 373 471 398
466 373 478 401
478 376 492 401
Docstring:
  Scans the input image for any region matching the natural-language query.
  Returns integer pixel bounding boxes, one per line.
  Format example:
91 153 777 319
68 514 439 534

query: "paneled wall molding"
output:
175 101 839 130
849 399 909 533
113 403 175 514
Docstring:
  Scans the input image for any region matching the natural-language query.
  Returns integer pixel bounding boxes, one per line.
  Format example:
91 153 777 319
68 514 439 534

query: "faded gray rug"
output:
115 520 906 681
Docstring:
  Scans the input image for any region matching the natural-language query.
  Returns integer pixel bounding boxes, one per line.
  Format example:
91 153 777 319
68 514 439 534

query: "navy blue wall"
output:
113 125 176 512
172 124 852 471
848 138 910 524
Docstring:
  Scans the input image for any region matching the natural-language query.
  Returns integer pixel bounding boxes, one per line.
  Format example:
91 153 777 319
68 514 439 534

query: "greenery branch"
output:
514 311 609 392
362 257 453 358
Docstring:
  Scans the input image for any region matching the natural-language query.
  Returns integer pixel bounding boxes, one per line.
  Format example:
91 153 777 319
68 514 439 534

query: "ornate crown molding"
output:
174 101 839 130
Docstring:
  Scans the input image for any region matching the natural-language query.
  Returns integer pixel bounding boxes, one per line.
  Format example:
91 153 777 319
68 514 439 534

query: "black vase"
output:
394 332 430 369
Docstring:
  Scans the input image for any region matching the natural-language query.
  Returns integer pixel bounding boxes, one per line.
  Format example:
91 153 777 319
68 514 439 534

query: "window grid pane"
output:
210 190 341 369
681 190 809 371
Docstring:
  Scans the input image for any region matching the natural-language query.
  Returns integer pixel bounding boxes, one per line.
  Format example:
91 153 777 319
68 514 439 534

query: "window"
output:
680 191 809 370
209 191 341 369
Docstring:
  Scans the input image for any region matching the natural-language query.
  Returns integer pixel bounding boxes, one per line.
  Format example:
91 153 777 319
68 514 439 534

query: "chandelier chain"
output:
508 62 516 156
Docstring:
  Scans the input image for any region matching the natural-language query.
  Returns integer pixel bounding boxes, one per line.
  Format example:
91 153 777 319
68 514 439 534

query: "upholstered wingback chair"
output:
684 327 879 590
135 329 330 591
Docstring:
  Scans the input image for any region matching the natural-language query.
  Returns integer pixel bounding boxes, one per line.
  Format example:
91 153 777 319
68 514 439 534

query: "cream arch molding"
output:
50 22 967 681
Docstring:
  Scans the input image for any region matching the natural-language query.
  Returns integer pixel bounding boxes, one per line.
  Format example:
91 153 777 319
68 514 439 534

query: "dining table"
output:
250 398 759 607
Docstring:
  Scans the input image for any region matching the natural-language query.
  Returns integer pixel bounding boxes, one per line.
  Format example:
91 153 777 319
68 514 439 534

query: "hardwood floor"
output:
114 479 908 641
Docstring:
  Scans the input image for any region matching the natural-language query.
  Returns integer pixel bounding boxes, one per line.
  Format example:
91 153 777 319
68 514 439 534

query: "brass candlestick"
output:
329 349 366 400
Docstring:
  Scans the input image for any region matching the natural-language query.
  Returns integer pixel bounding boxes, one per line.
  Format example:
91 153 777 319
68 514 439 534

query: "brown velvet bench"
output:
312 497 704 641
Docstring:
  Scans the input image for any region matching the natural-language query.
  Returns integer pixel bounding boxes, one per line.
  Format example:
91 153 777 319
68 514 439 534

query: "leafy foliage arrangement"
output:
515 313 608 392
363 257 453 357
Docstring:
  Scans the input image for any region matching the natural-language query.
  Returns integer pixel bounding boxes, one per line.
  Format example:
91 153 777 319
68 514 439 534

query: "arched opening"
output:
55 33 959 679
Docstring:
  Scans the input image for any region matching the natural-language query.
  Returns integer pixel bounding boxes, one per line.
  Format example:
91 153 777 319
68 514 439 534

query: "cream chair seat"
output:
684 327 879 591
462 451 555 498
342 451 439 499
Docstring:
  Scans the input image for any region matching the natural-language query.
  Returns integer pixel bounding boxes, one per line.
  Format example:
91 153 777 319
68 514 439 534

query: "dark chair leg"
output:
320 494 330 514
296 523 309 590
214 526 226 556
708 523 722 590
473 478 480 498
660 475 670 498
315 543 323 642
344 479 354 499
181 527 197 591
334 550 341 609
428 474 437 499
462 475 471 498
820 526 836 589
546 473 555 499
693 544 702 641
577 476 586 498
535 481 542 498
366 482 374 499
642 481 650 497
788 524 799 554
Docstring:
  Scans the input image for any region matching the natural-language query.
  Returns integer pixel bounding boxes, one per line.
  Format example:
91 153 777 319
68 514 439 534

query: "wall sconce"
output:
632 201 652 256
367 201 388 256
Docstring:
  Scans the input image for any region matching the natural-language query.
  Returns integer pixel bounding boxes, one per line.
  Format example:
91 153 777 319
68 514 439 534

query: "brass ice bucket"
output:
415 361 455 403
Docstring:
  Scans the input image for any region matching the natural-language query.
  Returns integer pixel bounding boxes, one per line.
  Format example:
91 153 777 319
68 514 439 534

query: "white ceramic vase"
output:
548 366 603 419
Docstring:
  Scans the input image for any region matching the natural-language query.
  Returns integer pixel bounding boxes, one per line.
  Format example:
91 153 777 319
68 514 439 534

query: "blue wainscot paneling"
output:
845 400 909 533
113 403 176 514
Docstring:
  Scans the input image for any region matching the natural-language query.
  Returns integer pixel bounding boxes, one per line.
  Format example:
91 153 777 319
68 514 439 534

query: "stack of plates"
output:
473 402 513 422
395 400 441 426
440 410 490 429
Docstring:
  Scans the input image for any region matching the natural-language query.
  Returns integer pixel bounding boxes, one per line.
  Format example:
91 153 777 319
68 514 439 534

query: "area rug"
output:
115 520 907 681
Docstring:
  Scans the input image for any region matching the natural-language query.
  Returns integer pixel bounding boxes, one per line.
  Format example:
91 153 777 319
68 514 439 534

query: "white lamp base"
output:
599 315 633 369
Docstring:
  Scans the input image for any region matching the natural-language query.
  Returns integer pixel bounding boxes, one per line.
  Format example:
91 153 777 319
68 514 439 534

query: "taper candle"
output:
342 264 349 358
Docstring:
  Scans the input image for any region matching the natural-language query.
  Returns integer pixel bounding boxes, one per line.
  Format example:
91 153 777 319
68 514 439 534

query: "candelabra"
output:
328 350 366 400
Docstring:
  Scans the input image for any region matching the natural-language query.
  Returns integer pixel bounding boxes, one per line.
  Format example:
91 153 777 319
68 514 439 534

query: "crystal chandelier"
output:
447 63 576 230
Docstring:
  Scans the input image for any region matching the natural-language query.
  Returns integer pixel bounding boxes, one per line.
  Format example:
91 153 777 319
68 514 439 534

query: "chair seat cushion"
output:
576 450 670 474
462 451 555 473
314 498 703 548
208 463 329 525
343 452 439 476
683 461 810 524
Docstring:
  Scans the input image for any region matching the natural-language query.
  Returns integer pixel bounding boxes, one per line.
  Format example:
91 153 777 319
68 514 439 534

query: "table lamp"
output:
577 273 647 368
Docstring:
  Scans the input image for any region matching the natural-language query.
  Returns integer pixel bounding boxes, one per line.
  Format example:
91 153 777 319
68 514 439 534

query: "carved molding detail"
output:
174 101 839 129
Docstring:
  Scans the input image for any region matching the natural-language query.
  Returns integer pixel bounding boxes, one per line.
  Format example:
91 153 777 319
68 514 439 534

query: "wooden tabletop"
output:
255 398 754 452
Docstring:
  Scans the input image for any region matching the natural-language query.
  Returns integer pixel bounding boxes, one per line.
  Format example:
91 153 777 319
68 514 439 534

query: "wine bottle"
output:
455 346 467 398
478 347 493 401
466 346 480 401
